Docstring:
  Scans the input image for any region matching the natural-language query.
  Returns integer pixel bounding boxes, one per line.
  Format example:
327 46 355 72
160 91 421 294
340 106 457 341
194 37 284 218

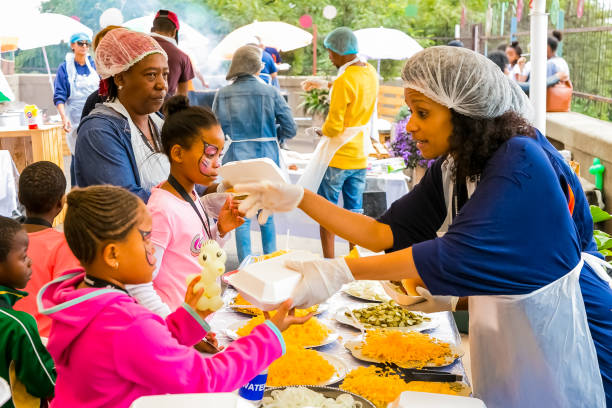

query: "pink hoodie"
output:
38 271 285 408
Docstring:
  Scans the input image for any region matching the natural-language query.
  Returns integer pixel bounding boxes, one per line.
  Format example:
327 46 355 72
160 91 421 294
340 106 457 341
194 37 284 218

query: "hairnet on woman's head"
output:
402 46 533 121
226 45 264 80
95 28 167 79
324 27 358 55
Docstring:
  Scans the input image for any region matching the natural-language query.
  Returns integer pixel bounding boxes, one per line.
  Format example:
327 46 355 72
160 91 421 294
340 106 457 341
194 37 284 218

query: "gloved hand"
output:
285 258 355 309
234 181 304 225
401 286 459 313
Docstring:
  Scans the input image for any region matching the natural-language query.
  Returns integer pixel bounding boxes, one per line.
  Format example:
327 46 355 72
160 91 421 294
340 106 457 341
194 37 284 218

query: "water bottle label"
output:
238 372 268 401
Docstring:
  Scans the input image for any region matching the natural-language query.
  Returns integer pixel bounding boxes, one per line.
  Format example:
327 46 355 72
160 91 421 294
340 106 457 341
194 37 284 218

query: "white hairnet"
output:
95 28 167 79
402 46 533 121
226 45 264 80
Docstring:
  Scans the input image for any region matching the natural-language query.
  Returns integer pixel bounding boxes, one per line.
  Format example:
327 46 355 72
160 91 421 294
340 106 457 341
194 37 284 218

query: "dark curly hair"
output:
0 216 22 262
18 161 66 215
448 110 535 182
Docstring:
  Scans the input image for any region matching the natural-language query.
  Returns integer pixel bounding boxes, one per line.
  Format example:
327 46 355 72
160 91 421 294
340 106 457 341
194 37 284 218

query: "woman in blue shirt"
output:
213 45 296 263
235 46 610 407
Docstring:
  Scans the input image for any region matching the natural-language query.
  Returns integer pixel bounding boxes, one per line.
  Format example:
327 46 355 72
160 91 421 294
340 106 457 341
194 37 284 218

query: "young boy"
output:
14 161 80 337
0 216 56 408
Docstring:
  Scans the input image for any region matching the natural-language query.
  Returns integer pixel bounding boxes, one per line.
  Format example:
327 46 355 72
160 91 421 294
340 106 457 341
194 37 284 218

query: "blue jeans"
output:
317 167 366 213
235 214 277 263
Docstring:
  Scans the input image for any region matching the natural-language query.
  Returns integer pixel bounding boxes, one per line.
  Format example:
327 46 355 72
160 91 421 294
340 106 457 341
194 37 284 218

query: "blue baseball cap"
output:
70 33 91 44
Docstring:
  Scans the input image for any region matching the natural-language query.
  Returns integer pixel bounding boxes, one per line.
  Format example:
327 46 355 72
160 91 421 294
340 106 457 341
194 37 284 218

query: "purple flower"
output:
390 113 430 168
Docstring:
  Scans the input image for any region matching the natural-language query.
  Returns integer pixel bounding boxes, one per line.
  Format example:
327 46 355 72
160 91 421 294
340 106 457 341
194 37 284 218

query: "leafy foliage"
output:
590 206 612 257
299 88 330 116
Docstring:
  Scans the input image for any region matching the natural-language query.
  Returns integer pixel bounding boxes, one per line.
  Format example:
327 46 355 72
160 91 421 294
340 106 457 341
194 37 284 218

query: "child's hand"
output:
264 299 313 332
185 276 213 321
194 332 225 354
218 196 245 236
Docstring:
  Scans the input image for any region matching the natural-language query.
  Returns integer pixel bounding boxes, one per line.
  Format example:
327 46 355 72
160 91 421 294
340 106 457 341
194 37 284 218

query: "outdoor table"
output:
0 124 66 224
209 287 468 390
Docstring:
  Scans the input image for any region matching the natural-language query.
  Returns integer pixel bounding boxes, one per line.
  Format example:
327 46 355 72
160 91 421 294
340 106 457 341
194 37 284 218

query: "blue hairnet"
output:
324 27 358 55
70 33 91 44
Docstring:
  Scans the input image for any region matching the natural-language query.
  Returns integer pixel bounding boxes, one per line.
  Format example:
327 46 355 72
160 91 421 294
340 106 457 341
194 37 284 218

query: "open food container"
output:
388 391 486 407
219 158 288 187
381 280 424 307
130 393 253 407
226 250 319 311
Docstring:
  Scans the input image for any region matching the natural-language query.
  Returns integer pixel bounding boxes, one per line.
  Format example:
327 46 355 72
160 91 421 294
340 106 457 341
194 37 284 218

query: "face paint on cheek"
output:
144 243 156 267
199 155 217 177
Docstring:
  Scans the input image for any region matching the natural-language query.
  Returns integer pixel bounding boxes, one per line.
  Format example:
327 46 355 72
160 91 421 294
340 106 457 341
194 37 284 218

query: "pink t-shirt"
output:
14 228 81 337
148 186 228 311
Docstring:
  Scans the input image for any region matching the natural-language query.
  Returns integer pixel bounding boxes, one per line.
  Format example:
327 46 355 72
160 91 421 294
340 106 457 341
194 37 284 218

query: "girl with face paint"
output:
125 96 244 340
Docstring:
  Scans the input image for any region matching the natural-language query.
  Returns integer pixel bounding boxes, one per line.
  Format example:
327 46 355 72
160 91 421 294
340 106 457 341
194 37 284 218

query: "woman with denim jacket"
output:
75 29 170 203
213 45 296 262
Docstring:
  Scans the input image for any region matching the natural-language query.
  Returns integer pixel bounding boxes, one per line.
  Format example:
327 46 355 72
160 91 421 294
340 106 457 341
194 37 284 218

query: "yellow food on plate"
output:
345 247 360 259
232 293 318 316
236 315 330 347
267 347 336 387
340 366 411 408
341 366 461 408
252 249 290 262
361 329 456 368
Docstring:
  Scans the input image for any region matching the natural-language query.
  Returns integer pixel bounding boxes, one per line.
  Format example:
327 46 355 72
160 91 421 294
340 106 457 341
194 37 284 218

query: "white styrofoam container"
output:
130 393 252 407
227 250 319 311
218 158 288 186
388 391 486 408
0 378 10 406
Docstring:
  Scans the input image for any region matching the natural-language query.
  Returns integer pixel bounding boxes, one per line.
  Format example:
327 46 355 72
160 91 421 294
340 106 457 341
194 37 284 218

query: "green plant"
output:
590 205 612 257
299 88 330 117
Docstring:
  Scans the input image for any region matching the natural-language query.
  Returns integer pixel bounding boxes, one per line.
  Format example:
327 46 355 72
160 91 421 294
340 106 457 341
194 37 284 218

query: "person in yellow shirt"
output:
314 27 378 258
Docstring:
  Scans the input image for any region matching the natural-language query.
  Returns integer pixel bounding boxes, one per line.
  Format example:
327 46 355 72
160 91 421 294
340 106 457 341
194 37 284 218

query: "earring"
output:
113 261 119 270
118 85 123 90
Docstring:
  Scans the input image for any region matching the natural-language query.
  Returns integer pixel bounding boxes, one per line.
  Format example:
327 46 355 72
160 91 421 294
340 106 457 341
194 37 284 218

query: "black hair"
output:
552 30 563 42
64 186 141 265
449 110 535 182
507 40 523 56
0 216 22 262
160 95 219 159
152 17 177 34
548 31 562 52
18 161 66 215
447 40 464 47
487 51 509 72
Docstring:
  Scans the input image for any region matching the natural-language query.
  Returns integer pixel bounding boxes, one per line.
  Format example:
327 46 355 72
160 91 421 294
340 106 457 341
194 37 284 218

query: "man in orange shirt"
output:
15 162 80 337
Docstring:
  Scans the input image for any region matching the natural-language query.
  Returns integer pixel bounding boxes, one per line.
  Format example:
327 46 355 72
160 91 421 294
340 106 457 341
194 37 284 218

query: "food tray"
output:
262 385 375 408
334 309 439 333
381 281 424 306
224 320 339 349
219 157 288 186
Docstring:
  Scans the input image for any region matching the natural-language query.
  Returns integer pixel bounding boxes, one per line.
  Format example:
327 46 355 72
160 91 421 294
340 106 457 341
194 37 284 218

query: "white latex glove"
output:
401 286 459 313
234 181 304 225
285 258 355 309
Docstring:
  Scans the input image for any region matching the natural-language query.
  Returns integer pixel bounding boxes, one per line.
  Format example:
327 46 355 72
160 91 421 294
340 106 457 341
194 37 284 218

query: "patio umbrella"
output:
123 16 211 68
209 21 313 60
354 27 423 71
0 13 94 93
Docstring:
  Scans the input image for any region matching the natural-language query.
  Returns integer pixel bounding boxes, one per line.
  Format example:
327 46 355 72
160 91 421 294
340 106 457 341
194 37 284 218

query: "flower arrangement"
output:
299 88 330 117
390 107 435 169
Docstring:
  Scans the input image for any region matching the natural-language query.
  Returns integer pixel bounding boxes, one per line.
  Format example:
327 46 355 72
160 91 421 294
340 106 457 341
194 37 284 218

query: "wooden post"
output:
312 24 317 76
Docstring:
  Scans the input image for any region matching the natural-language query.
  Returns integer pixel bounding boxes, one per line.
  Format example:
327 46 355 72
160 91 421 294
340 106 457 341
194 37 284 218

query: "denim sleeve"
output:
75 120 150 202
53 63 70 105
274 91 297 142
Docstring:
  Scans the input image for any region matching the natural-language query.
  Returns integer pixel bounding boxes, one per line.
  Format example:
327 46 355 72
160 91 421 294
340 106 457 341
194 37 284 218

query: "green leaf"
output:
590 205 612 223
600 249 612 257
593 229 612 250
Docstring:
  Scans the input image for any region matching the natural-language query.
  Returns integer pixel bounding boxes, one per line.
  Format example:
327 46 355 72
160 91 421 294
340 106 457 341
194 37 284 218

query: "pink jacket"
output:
39 271 285 408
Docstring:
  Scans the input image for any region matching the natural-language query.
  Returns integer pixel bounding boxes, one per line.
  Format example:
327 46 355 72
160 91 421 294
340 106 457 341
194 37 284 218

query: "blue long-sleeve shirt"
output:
53 56 96 106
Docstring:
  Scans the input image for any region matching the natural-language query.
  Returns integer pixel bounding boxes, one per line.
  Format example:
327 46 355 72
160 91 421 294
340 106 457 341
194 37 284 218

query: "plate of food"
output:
262 385 375 408
340 366 471 408
381 280 424 307
335 302 438 332
342 281 391 302
344 329 463 369
229 293 326 316
267 348 349 387
225 316 338 349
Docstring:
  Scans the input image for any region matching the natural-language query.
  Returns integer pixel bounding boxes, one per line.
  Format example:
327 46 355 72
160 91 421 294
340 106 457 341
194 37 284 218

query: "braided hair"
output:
64 186 141 265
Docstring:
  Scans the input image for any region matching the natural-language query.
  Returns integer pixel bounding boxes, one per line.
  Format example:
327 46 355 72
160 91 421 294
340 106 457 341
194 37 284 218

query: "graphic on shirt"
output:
190 229 207 257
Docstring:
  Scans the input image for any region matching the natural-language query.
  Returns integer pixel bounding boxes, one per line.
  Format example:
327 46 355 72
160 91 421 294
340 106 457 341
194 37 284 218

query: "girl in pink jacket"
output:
39 185 310 408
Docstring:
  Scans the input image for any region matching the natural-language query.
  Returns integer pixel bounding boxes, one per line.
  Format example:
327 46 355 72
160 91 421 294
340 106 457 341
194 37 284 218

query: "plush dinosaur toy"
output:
186 240 227 311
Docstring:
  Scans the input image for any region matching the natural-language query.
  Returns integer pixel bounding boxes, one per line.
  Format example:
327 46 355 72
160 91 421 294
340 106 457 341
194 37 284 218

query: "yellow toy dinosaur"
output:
186 240 227 311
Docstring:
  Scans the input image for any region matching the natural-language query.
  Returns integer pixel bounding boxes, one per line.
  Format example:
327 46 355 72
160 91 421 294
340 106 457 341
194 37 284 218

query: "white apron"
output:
297 57 376 192
104 101 170 192
437 157 605 407
64 53 99 155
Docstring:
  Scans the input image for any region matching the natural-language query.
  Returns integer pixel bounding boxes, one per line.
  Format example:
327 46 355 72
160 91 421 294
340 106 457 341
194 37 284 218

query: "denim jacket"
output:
74 105 162 203
213 75 296 165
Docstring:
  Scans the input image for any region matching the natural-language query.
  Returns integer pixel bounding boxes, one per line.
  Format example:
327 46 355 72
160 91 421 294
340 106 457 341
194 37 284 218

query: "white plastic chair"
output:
0 377 11 406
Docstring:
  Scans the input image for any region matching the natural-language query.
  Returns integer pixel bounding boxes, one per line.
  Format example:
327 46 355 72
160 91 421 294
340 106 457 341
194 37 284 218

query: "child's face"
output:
113 202 157 285
1 230 32 289
182 125 225 187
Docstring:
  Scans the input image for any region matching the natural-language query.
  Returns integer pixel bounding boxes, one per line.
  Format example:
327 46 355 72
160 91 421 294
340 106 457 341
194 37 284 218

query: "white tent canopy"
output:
354 27 423 61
